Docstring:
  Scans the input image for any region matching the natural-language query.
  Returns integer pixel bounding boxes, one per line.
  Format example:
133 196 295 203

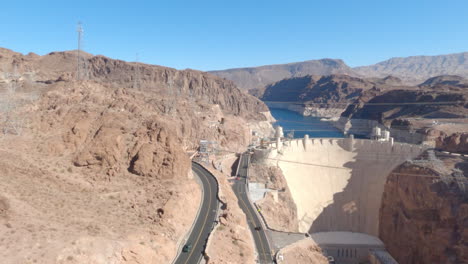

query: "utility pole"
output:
8 64 19 93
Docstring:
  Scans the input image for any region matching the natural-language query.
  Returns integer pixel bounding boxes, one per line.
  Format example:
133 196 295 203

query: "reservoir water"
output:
269 108 344 139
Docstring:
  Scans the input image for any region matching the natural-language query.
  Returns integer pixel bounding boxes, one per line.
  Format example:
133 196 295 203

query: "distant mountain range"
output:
209 52 468 91
209 59 355 92
354 52 468 84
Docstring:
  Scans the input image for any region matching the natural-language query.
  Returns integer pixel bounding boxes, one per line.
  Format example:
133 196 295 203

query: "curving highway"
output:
174 162 219 264
233 153 273 263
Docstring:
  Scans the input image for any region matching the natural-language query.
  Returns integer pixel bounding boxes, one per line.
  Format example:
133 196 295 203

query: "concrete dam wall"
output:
265 137 425 236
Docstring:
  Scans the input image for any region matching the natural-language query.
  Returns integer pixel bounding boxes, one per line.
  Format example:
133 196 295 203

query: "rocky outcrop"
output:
261 74 408 118
343 89 468 123
434 132 468 154
0 48 269 121
87 55 268 119
34 82 190 179
379 159 468 264
262 75 375 103
420 75 468 87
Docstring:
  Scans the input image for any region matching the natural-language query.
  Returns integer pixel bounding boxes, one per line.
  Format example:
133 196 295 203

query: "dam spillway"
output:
262 137 425 236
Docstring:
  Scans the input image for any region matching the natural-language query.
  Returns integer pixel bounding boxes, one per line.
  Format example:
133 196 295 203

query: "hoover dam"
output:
258 135 426 263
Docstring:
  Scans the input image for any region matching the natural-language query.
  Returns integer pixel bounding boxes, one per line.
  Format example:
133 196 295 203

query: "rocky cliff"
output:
429 131 468 154
260 74 410 117
380 157 468 264
0 48 268 120
262 74 382 103
342 89 468 123
0 81 200 263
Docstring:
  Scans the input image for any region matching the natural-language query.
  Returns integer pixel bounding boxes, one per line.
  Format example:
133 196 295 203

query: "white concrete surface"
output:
266 138 425 235
311 232 390 264
310 232 384 247
248 182 269 202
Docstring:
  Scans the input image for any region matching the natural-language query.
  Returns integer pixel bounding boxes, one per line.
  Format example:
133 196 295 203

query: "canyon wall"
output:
379 161 468 264
0 47 274 263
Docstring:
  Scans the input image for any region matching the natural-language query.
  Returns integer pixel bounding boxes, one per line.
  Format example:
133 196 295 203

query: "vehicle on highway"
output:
182 243 192 253
254 226 262 231
327 256 335 264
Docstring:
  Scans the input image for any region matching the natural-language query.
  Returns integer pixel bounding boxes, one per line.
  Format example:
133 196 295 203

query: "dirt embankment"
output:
202 162 256 264
276 238 328 264
249 163 299 232
379 157 468 264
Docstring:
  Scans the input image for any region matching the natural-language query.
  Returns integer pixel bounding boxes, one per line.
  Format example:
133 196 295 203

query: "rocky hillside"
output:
0 81 199 263
261 74 395 103
354 52 468 84
0 48 268 121
380 157 468 264
420 75 468 87
209 59 357 92
259 74 413 117
258 72 468 123
0 47 274 263
342 88 468 124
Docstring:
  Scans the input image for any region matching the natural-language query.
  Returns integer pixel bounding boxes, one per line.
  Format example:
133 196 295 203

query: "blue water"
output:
269 108 344 139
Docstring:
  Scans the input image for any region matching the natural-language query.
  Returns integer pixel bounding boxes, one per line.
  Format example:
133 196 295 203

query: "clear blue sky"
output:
1 0 467 71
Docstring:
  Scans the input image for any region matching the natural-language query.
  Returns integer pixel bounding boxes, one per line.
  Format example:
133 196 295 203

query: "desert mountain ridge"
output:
209 58 356 92
210 51 468 90
354 52 468 84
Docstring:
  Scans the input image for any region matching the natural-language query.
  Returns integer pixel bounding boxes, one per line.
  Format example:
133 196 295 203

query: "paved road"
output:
174 162 219 264
232 153 273 264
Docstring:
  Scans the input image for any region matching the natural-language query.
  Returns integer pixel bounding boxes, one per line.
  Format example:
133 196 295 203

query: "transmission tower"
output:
76 22 88 80
7 64 20 94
